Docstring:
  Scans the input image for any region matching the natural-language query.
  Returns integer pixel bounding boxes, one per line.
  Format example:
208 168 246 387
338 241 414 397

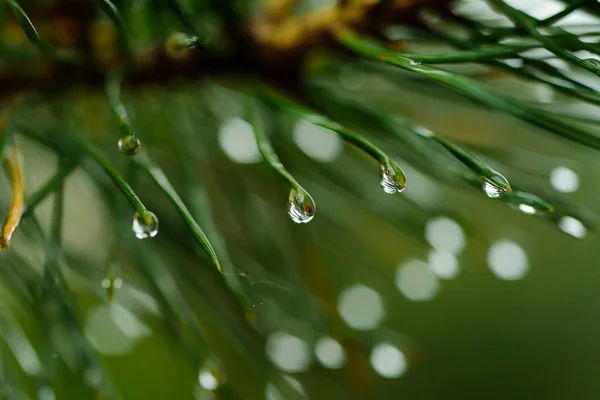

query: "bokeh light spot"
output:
265 375 306 400
370 342 407 378
293 119 343 163
339 63 367 91
396 259 439 301
218 117 261 164
315 337 345 369
550 166 579 193
428 249 459 279
266 331 311 372
425 216 466 255
338 284 384 330
487 240 529 280
558 216 587 239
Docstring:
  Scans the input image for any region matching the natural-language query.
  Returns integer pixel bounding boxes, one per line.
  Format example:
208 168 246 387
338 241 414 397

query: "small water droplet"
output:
482 180 506 198
118 136 141 156
379 161 406 194
288 187 315 223
585 58 600 68
132 211 159 239
101 277 123 303
165 32 198 59
198 359 226 391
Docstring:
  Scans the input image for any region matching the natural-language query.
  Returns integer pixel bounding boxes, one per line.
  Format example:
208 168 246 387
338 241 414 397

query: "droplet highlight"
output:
379 160 406 194
287 187 315 223
118 135 141 156
131 211 159 239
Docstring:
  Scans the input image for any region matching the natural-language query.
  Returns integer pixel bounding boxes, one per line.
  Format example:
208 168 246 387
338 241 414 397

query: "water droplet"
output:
165 32 198 59
482 180 506 198
585 58 600 68
131 211 159 239
198 359 226 391
118 135 141 156
379 160 406 194
101 276 123 303
287 187 315 223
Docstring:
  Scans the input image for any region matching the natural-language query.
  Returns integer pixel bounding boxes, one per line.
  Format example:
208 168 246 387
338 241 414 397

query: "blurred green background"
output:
2 0 600 399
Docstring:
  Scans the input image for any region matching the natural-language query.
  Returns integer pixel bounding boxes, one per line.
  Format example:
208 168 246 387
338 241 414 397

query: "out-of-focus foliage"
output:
1 0 600 399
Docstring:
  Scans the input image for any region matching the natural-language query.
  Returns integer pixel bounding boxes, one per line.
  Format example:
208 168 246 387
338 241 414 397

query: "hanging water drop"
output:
379 160 406 194
288 187 315 223
198 358 226 391
482 180 506 198
118 135 141 156
101 276 123 303
132 211 159 239
165 32 199 59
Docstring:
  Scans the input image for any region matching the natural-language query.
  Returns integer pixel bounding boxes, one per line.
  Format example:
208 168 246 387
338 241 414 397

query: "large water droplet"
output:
288 187 315 223
132 211 159 239
101 276 123 303
379 161 406 194
198 358 226 391
482 180 506 198
118 136 141 156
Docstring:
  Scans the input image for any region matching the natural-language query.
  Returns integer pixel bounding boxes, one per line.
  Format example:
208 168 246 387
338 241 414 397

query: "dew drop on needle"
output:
379 160 406 194
132 211 159 239
482 180 506 198
118 135 141 156
288 187 315 223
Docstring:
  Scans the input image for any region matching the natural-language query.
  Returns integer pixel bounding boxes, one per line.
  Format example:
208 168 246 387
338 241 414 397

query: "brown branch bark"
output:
0 0 450 103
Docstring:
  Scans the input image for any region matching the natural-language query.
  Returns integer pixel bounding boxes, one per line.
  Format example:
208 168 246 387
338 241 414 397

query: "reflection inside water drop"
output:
287 187 315 223
482 180 506 198
379 161 406 194
132 211 159 239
